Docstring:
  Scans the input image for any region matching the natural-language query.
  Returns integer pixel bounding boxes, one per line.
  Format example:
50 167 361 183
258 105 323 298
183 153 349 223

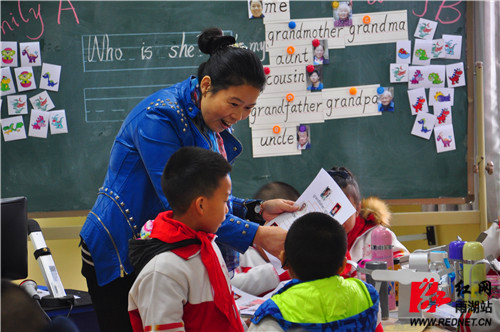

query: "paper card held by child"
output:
265 168 356 230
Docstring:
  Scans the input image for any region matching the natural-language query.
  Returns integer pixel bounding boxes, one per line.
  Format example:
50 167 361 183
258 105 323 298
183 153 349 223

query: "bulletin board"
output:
0 1 473 213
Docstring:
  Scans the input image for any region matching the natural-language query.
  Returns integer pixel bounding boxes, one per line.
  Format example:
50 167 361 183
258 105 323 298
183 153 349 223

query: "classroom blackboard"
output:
1 1 472 213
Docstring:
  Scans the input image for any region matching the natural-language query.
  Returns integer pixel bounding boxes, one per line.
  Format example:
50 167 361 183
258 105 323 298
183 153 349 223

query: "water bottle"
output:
463 241 488 304
371 226 396 310
449 239 466 302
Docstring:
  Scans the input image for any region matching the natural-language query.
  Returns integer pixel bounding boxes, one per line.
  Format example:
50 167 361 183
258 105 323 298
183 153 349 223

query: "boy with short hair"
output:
128 146 244 332
248 212 380 331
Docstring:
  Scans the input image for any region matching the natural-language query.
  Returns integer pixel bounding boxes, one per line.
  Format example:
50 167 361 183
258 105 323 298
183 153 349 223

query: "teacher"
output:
80 27 297 332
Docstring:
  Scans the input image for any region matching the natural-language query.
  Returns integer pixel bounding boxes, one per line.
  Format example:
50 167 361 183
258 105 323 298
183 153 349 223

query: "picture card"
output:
30 91 55 112
377 87 395 112
411 112 437 140
19 42 42 67
49 110 68 135
251 126 301 158
390 63 409 83
429 87 454 106
262 65 307 93
346 10 408 46
1 115 27 142
426 65 446 88
265 168 356 228
1 67 16 96
396 40 411 64
430 39 445 59
333 1 352 27
434 124 456 153
414 18 437 40
408 66 426 90
446 62 466 88
14 66 36 92
248 0 265 19
7 94 28 115
433 101 453 126
268 41 312 67
263 0 291 23
28 109 49 138
412 39 432 66
407 88 429 115
442 34 462 60
39 63 61 92
1 41 18 67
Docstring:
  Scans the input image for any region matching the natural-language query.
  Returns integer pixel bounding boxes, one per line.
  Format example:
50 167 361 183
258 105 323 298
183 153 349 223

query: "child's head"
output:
162 146 232 233
327 167 361 233
254 181 300 201
314 44 324 59
308 70 320 83
283 212 347 281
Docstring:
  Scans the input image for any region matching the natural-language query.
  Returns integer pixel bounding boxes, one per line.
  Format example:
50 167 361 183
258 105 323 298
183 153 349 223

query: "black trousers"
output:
81 259 135 332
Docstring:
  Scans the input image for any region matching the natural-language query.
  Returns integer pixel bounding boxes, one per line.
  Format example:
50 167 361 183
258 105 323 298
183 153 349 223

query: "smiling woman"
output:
79 26 298 332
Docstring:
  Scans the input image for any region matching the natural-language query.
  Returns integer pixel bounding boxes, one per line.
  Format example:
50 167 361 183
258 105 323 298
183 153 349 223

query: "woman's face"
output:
380 93 393 106
309 72 320 83
200 76 260 133
338 6 350 20
314 45 324 58
250 1 263 17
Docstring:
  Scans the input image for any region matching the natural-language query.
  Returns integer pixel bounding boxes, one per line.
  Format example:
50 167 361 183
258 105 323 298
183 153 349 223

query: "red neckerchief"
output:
151 211 243 332
347 215 376 252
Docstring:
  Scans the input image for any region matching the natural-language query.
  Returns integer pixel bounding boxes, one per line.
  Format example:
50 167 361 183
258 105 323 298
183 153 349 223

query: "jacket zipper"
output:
89 211 126 277
99 192 137 238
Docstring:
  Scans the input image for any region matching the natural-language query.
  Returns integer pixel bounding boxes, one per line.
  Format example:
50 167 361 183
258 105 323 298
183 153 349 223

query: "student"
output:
249 0 264 19
327 167 409 264
80 27 297 332
307 70 323 92
231 182 300 296
128 147 243 332
248 212 380 331
313 44 328 65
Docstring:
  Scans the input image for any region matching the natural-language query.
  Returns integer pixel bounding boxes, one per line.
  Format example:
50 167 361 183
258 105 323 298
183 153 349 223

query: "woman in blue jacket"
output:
80 27 297 332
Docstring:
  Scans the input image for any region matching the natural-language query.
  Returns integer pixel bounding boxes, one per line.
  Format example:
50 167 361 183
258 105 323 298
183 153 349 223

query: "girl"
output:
328 167 409 264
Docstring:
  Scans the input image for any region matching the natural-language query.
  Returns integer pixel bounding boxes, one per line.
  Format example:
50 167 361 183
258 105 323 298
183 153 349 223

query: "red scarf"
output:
347 215 376 252
151 211 243 332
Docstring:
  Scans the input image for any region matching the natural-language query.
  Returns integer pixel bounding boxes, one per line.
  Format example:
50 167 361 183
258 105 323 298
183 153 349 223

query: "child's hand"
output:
261 199 298 222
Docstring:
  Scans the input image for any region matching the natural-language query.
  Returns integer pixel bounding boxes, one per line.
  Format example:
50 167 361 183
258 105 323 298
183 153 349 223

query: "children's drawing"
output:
29 91 55 112
1 116 27 142
390 64 408 83
29 109 49 138
7 95 28 115
446 62 466 88
49 110 68 135
411 112 436 140
1 67 16 96
442 35 462 60
414 18 437 40
434 124 456 153
431 39 445 58
14 67 36 92
396 40 412 64
39 63 62 92
1 41 18 67
428 72 444 85
407 88 429 115
19 42 41 67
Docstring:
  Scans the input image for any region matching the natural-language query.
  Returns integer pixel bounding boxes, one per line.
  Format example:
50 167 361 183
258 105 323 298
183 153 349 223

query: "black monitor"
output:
1 196 28 280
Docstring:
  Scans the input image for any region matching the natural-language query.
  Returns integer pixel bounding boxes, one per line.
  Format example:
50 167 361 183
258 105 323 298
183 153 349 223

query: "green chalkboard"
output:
1 1 472 213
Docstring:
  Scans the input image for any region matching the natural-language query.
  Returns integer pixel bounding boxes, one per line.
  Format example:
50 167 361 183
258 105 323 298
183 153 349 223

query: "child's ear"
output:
337 256 347 275
194 196 205 215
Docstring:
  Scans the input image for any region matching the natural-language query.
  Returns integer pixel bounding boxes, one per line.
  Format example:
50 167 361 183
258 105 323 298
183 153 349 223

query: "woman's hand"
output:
261 199 299 222
252 226 287 259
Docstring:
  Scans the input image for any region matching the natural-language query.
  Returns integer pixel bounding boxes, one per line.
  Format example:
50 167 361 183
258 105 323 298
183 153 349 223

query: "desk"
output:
381 310 450 331
42 289 100 332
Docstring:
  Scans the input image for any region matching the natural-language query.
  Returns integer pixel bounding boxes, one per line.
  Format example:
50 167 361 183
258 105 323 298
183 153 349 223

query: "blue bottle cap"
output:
449 240 466 260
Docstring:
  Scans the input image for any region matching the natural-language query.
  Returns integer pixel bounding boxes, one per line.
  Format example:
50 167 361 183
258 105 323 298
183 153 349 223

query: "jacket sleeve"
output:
248 317 284 332
128 268 187 332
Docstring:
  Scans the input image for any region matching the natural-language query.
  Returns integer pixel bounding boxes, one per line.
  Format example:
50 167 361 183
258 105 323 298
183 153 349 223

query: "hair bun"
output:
198 27 236 55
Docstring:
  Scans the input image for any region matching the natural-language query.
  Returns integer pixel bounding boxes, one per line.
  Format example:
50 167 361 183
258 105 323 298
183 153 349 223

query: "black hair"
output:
162 147 231 214
253 181 300 201
308 69 320 78
328 166 361 206
285 212 347 281
197 27 266 94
